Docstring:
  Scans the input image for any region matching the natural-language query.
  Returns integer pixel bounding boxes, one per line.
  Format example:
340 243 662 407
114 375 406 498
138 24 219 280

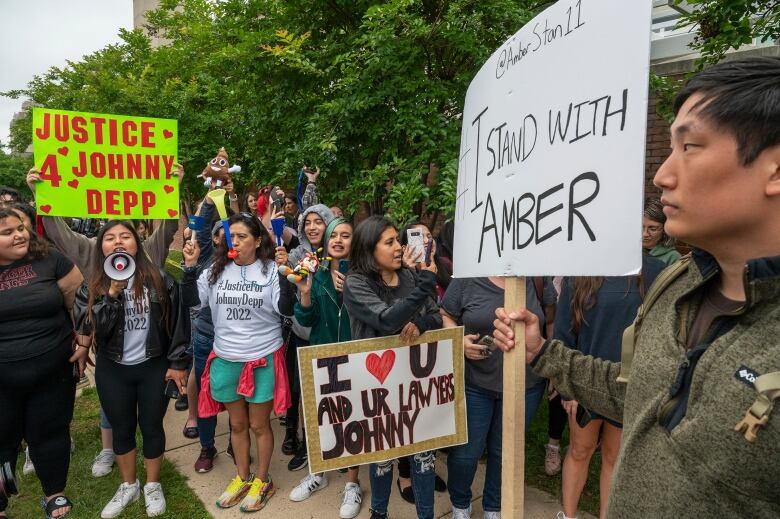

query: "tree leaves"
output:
3 0 541 220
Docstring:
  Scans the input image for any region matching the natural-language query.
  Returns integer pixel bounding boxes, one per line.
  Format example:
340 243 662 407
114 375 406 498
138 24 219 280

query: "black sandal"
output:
182 424 199 439
396 478 415 504
41 495 72 519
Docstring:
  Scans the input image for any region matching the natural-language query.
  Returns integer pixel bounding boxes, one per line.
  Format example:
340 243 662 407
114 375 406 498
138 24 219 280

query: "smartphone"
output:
575 404 593 428
406 229 424 261
424 239 434 266
338 259 350 275
270 186 284 211
164 379 180 400
477 335 497 357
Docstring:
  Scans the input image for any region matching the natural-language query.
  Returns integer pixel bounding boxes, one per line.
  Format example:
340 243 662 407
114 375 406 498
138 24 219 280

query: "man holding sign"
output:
494 58 780 518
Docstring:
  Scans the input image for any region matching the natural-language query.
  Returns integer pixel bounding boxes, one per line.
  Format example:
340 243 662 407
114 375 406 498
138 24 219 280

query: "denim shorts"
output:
209 354 274 404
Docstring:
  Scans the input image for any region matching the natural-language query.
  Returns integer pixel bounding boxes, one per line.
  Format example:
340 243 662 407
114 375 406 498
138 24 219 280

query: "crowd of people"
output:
0 56 778 519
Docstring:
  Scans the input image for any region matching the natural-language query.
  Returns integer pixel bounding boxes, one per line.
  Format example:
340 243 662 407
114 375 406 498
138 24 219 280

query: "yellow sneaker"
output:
216 474 252 509
239 476 275 513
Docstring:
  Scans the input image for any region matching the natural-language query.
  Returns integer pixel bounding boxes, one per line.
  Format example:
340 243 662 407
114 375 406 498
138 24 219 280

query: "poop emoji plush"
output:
201 147 241 187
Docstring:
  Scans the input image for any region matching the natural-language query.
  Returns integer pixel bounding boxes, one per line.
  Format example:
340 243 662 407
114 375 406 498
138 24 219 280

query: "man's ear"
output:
766 144 780 197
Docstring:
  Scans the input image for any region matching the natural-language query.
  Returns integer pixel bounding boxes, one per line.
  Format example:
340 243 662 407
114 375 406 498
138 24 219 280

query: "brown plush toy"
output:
201 147 241 187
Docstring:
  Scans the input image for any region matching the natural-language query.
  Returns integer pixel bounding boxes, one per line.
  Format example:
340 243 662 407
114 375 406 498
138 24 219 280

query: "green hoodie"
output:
532 250 780 517
649 243 681 266
293 267 351 345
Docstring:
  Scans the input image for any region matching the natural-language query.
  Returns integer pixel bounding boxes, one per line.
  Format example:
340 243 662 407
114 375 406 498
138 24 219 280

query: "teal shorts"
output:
209 354 275 404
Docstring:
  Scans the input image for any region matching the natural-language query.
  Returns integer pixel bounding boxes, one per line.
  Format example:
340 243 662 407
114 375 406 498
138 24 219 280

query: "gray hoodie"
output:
288 204 335 266
288 204 334 340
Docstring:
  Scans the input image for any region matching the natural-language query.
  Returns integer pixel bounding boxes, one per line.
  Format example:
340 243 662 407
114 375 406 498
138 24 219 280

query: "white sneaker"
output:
556 513 577 519
452 504 472 519
484 512 501 519
289 473 328 502
339 482 362 519
23 447 35 475
101 480 140 518
144 482 166 517
92 449 115 477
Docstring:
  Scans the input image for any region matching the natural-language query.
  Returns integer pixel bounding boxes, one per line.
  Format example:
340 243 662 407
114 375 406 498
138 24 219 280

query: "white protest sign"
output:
453 0 652 277
298 328 467 473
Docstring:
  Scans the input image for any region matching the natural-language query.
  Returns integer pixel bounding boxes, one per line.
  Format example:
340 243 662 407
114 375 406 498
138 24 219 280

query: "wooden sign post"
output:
502 277 526 516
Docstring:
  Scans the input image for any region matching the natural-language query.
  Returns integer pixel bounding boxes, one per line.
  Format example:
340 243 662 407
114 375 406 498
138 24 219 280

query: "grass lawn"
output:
6 388 210 519
524 393 603 517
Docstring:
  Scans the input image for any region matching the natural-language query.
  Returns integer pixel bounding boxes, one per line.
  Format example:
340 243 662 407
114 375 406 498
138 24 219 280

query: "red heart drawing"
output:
163 130 173 139
365 350 396 384
39 204 51 214
57 146 68 156
167 209 178 218
67 179 79 189
163 185 174 194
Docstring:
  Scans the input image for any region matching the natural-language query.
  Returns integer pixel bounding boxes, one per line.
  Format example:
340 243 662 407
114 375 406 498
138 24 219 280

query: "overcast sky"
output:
0 0 132 151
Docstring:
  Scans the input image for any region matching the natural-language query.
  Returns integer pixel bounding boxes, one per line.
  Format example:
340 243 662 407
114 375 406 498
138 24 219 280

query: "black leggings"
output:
0 340 75 508
547 393 567 441
95 354 169 458
284 334 305 430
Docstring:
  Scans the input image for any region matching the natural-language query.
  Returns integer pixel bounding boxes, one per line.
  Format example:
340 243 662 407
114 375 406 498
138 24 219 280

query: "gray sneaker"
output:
452 504 472 519
92 449 115 477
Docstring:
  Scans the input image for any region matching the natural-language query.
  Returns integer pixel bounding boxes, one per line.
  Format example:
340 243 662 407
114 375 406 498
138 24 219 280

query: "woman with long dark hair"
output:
183 213 294 512
0 208 83 519
343 215 442 519
74 220 190 518
554 255 664 519
286 217 363 517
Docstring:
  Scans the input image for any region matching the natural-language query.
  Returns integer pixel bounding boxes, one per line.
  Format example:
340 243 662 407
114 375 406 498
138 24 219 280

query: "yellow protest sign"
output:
32 108 179 219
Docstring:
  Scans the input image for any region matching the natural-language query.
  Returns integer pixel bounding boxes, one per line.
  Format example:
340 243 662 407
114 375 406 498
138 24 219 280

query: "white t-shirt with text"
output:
197 260 283 362
121 277 150 365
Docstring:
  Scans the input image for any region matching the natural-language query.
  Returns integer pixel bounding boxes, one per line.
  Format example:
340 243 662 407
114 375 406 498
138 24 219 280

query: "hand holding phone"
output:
338 259 350 275
477 334 497 357
406 229 424 262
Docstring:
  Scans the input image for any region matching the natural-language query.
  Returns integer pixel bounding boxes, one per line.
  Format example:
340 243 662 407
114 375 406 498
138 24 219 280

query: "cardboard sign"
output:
32 108 179 219
453 0 652 277
298 327 467 473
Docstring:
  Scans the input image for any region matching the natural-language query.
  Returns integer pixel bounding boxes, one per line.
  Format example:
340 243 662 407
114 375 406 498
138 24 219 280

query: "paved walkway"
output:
162 405 594 519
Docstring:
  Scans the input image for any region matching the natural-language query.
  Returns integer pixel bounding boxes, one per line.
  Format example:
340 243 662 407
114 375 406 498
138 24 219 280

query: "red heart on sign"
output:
163 130 173 139
67 179 79 189
167 209 178 218
39 204 51 214
365 350 396 384
164 185 174 194
57 146 68 156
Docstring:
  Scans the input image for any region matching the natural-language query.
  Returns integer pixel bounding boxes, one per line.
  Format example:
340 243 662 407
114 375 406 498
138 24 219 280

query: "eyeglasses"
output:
642 225 662 234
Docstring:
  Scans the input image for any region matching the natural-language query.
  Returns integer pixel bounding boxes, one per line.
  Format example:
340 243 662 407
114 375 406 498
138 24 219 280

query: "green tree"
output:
677 0 780 65
0 149 33 196
3 0 546 224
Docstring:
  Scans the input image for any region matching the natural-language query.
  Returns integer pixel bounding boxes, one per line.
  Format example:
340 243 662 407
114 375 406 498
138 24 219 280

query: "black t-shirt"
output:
441 277 545 393
0 249 75 362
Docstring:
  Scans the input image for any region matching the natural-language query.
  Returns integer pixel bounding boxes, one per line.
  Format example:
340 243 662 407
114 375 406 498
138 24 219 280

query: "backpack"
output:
615 253 780 442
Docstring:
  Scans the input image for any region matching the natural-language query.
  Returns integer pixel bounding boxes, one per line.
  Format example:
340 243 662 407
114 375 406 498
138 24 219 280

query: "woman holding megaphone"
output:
73 221 191 518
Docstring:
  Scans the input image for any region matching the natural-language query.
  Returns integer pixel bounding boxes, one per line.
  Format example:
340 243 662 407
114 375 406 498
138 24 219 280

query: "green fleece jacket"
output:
293 268 351 345
532 250 780 517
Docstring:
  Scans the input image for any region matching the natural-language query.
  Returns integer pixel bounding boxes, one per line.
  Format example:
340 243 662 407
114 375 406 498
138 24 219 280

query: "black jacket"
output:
74 272 191 370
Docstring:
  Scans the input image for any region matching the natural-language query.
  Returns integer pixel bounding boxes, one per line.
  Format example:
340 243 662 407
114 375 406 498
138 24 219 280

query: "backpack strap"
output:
735 371 780 442
616 255 691 384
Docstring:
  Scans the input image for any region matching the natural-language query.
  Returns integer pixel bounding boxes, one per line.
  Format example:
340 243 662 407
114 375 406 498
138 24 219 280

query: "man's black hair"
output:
0 186 20 201
674 56 780 166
